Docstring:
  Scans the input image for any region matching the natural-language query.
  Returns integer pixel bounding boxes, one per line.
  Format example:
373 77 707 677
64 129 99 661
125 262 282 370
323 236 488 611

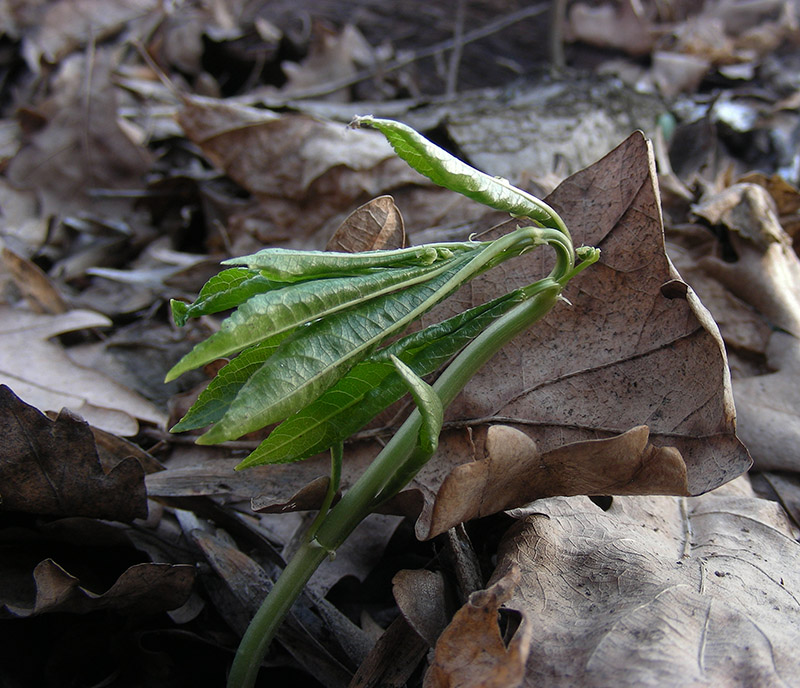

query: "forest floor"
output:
1 2 800 687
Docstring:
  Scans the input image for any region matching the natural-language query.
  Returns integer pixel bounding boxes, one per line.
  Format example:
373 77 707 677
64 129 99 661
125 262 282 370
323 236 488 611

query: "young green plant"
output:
166 116 600 688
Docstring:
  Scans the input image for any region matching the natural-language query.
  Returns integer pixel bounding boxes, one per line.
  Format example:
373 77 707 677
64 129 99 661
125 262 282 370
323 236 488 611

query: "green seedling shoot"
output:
166 116 600 688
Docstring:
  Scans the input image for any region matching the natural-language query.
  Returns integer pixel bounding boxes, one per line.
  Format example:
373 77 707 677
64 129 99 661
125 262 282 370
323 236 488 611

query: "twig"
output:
446 0 467 97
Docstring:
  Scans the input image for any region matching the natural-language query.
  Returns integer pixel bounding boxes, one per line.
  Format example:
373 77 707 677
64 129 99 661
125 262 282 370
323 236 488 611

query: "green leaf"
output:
170 334 289 432
389 355 442 455
172 268 287 326
222 243 475 281
234 290 524 468
351 116 566 233
164 258 467 383
199 255 476 444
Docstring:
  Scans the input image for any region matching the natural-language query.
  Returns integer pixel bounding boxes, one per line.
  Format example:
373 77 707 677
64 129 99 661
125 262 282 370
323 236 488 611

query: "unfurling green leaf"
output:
222 243 476 280
350 115 568 236
164 256 473 383
171 268 286 326
198 255 475 444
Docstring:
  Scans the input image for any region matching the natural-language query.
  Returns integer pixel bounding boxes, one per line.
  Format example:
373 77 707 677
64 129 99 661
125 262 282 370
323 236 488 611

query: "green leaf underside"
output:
165 257 472 383
198 254 477 444
170 334 290 432
390 355 443 455
353 116 556 228
172 268 288 326
235 290 524 467
221 243 475 280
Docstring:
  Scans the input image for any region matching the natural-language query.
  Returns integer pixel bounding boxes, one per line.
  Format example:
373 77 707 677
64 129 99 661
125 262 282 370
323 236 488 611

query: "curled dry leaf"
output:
20 0 159 69
492 479 800 687
0 385 147 521
0 558 194 619
0 306 166 435
423 425 688 540
392 569 450 648
6 48 153 218
423 566 531 688
325 195 405 252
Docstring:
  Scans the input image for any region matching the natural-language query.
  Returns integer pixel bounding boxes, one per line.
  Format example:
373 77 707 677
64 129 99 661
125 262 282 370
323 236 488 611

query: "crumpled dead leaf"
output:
0 385 147 520
176 99 425 240
393 569 450 648
566 0 655 56
682 183 800 471
6 48 153 218
281 22 374 102
19 0 159 69
492 478 800 687
0 306 166 435
423 566 531 688
0 558 194 618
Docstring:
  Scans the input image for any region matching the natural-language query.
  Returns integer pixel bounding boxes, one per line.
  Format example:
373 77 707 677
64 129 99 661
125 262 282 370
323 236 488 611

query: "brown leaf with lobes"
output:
0 385 147 521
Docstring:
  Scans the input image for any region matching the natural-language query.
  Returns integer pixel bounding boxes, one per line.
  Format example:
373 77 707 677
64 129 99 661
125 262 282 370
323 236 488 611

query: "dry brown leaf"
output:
0 305 166 435
6 48 153 218
0 558 193 618
733 331 800 472
493 479 800 687
176 99 425 239
281 22 374 102
688 183 800 470
326 195 405 252
1 247 69 314
423 566 531 688
567 0 655 56
0 385 147 520
349 614 429 688
424 426 688 540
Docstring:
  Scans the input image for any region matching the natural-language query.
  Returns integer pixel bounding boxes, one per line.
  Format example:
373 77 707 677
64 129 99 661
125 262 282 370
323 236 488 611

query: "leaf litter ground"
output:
1 2 800 686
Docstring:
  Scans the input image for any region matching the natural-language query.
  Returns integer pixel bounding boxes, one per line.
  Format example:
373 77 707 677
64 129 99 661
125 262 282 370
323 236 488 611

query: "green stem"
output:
226 236 599 688
227 282 566 688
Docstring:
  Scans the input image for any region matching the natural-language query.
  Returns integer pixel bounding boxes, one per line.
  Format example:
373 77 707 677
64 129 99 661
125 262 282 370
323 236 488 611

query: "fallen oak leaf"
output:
176 99 425 238
325 195 405 252
688 182 800 470
429 131 747 494
0 385 147 521
421 425 687 540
